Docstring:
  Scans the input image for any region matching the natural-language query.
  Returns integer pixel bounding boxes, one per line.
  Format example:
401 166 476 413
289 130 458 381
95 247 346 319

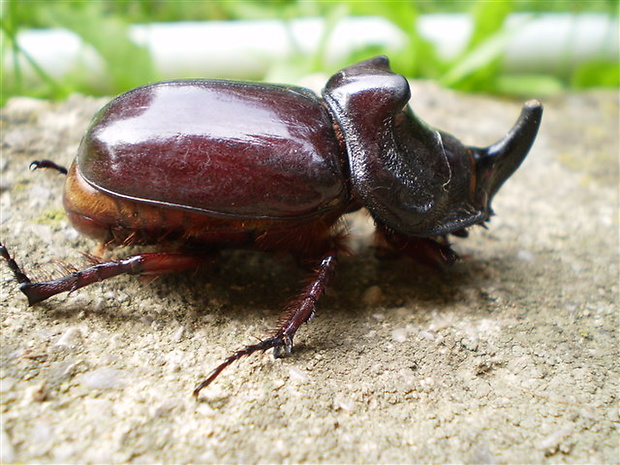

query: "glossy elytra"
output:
1 56 542 396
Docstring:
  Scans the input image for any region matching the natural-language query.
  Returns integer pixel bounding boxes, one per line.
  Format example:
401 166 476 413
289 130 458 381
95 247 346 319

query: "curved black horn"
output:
473 100 543 199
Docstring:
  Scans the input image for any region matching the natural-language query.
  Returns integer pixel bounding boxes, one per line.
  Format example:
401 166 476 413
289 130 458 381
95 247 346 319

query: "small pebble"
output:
172 325 185 343
24 383 48 403
0 377 18 394
55 327 83 348
81 368 125 390
288 366 309 382
0 425 16 464
333 396 356 413
539 425 573 456
517 249 534 262
391 327 408 343
361 285 383 306
151 399 181 418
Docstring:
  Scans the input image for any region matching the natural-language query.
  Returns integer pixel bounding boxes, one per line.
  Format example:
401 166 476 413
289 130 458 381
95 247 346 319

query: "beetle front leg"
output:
0 243 213 306
193 247 338 397
374 225 459 269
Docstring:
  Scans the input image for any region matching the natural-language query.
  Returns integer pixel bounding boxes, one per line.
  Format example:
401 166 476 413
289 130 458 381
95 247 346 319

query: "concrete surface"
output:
0 81 618 463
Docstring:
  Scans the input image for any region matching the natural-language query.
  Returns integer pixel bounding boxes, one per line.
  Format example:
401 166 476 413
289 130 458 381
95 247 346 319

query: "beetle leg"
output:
29 159 68 175
374 226 459 269
0 243 31 285
193 247 338 397
272 249 338 357
0 244 212 306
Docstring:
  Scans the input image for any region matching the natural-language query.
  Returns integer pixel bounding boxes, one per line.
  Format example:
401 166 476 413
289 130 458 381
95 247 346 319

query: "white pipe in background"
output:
4 14 618 84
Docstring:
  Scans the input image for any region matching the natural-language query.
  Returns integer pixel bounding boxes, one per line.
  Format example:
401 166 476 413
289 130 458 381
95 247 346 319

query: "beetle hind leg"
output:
0 243 32 286
0 243 213 306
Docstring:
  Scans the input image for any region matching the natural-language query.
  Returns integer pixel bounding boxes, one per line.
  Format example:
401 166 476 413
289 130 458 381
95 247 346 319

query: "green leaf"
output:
468 0 512 51
496 74 565 97
41 3 156 93
440 16 531 90
572 61 620 88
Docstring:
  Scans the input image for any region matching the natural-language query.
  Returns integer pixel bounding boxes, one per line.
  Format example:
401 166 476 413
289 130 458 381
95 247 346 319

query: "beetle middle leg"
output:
0 243 213 306
193 246 339 397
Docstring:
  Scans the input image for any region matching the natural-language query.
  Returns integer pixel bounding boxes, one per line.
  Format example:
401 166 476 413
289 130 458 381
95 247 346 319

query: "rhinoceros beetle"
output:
1 56 542 396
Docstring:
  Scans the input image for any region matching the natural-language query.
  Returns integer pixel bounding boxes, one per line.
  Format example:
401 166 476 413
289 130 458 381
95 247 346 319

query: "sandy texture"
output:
0 82 618 464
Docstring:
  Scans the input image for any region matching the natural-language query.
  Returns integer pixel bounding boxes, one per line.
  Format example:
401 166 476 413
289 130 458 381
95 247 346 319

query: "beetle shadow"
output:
290 248 500 354
31 244 498 356
144 249 307 325
337 249 487 305
22 249 300 328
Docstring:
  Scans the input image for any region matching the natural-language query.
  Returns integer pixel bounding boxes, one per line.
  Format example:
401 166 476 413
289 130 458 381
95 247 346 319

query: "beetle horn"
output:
472 100 543 202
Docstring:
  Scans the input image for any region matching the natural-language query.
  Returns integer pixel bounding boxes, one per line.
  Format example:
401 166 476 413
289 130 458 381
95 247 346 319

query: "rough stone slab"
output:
0 82 617 463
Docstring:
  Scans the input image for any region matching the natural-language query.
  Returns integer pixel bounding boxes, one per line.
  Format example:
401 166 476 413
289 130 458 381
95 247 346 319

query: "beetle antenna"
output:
29 160 68 175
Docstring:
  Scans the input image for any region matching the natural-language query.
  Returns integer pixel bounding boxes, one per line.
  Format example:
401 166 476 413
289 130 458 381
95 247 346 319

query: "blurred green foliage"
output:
1 0 618 104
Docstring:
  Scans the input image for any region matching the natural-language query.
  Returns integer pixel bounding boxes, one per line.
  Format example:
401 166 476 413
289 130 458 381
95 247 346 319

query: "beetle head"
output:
324 56 542 237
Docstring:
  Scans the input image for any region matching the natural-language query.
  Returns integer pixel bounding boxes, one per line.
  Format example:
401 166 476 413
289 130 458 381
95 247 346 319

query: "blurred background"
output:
1 0 618 105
